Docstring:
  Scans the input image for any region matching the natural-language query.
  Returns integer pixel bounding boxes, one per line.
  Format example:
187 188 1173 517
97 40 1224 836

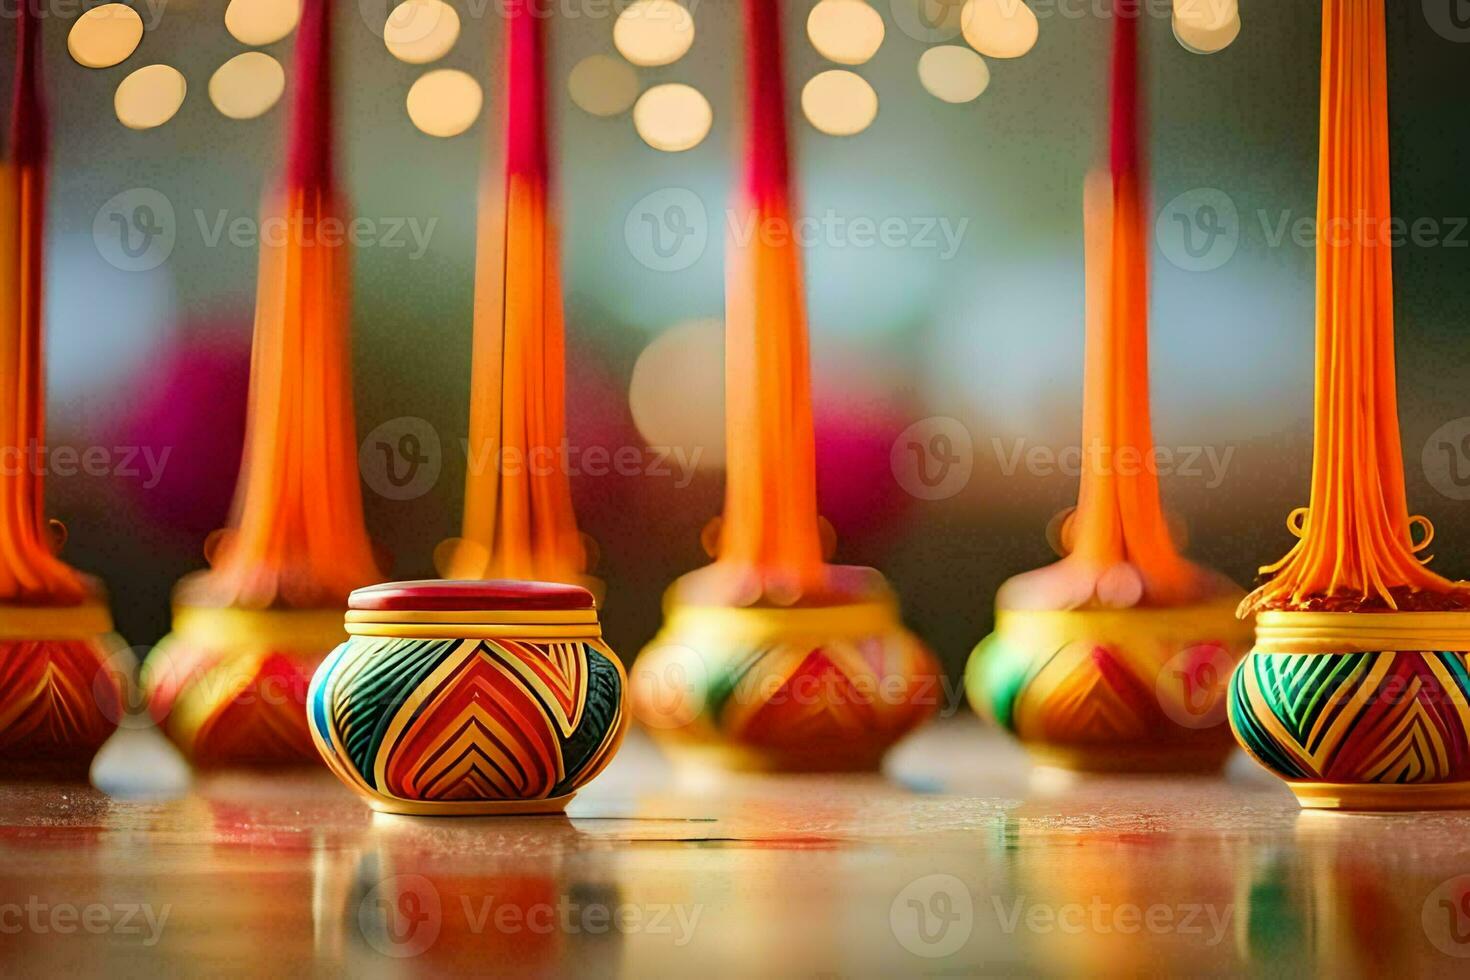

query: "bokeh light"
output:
629 319 726 471
107 325 250 537
114 65 188 130
568 54 639 117
1174 1 1241 54
632 83 713 152
807 0 885 66
614 0 695 67
406 69 483 137
209 52 286 120
802 70 878 136
383 0 461 65
961 0 1039 59
67 4 144 69
918 44 990 103
224 0 302 47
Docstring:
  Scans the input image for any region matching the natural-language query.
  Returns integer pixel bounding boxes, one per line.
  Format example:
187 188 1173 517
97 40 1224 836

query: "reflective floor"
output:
2 719 1469 976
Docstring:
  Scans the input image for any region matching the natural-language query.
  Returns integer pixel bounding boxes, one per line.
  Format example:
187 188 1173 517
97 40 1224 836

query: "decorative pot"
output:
144 605 347 766
0 602 128 779
309 580 628 815
1230 611 1470 810
632 570 941 772
968 599 1254 772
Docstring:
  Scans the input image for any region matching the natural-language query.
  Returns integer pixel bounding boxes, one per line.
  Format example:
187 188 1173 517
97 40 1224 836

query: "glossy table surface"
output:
3 719 1469 977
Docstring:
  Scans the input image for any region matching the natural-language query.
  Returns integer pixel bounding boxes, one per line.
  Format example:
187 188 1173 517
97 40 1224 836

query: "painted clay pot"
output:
308 580 628 815
1230 611 1470 810
144 603 347 767
632 567 942 772
968 599 1254 773
0 600 129 779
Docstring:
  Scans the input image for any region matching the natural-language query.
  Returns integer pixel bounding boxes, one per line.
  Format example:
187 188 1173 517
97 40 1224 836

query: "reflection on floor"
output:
1 718 1468 975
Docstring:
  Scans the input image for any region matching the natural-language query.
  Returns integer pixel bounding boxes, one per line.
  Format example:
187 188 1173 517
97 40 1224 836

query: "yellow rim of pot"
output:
0 602 114 640
172 605 347 653
993 597 1252 647
661 600 900 644
1254 610 1470 654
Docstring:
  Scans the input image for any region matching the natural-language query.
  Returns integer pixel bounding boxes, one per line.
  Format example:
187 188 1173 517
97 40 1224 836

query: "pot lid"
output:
349 579 595 613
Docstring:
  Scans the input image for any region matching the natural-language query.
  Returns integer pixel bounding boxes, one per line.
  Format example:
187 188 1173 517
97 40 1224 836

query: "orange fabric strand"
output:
0 162 84 605
998 8 1224 612
447 2 585 584
185 186 382 609
0 6 85 605
717 193 825 593
711 0 825 600
1241 0 1461 613
1063 166 1206 604
181 0 380 609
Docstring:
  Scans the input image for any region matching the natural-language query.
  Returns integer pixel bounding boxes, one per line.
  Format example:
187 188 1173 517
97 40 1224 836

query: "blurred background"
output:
8 0 1470 678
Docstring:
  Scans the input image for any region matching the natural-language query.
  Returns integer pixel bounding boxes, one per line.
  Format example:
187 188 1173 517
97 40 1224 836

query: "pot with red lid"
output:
308 580 628 815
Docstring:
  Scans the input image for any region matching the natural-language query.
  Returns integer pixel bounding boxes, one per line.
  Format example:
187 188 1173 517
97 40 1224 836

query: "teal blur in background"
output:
9 1 1470 678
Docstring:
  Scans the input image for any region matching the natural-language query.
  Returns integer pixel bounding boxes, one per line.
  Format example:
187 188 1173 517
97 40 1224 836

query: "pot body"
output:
0 603 128 779
144 606 345 767
1230 611 1470 810
967 599 1253 772
308 580 628 815
632 591 941 772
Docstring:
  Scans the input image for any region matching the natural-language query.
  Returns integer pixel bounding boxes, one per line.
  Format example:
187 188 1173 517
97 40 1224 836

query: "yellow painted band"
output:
1254 610 1470 654
367 794 576 817
172 605 347 653
344 623 601 640
994 599 1254 647
0 602 114 640
1289 780 1470 811
661 600 900 643
345 608 598 627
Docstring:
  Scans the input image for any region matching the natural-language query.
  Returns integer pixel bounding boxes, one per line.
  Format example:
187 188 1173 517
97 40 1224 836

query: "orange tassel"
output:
1241 0 1464 613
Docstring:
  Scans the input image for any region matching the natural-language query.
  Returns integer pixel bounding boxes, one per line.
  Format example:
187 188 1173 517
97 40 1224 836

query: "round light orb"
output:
632 83 713 152
209 52 286 120
406 69 483 137
224 0 301 46
629 319 726 470
568 55 639 117
1173 4 1240 54
801 70 878 136
807 0 886 66
918 44 990 102
68 4 144 69
614 0 695 67
1174 0 1238 30
383 0 460 64
960 0 1038 59
115 65 188 130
